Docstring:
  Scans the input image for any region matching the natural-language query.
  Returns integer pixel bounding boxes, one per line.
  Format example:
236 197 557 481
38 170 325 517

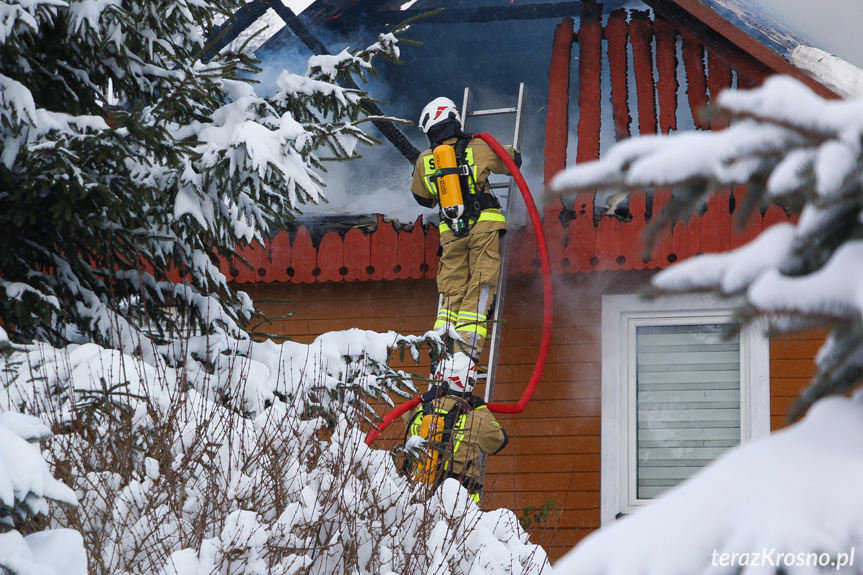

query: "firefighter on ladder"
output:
402 352 509 504
411 97 521 372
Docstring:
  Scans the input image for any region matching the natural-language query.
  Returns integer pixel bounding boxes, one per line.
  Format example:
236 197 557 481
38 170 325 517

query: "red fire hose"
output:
364 132 553 445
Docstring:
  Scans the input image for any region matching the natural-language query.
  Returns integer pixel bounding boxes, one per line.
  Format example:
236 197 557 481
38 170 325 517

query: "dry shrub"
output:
0 332 550 575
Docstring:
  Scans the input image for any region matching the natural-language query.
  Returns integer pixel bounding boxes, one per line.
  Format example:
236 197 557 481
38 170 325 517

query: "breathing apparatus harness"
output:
429 133 501 238
402 383 486 492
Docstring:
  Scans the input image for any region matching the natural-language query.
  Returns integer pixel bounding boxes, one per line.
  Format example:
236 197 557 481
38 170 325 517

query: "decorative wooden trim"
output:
605 9 631 140
343 227 371 282
654 15 678 134
576 1 603 163
707 51 733 130
317 231 343 282
543 17 575 186
228 187 791 285
681 31 710 130
629 10 657 136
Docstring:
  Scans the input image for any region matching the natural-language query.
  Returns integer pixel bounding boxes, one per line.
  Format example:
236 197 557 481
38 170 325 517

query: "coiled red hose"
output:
365 132 553 444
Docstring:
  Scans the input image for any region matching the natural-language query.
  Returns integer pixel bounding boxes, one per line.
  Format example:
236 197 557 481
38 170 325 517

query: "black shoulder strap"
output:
443 399 471 434
453 134 472 164
421 401 434 417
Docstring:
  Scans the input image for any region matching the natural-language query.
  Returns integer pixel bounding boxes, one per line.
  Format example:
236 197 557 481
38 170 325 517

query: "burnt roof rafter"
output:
374 3 585 25
207 0 422 164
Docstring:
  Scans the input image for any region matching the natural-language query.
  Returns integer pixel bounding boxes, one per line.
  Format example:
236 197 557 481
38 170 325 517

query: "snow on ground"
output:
555 395 863 574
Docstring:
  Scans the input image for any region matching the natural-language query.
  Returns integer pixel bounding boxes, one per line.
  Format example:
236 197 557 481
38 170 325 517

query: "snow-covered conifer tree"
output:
0 0 402 352
551 75 863 418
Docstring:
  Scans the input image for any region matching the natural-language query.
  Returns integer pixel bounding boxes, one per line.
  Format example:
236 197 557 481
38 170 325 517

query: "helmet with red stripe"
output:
434 352 477 394
419 97 461 134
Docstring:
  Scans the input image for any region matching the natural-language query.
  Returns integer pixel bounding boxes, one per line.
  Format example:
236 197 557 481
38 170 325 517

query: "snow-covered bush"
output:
551 75 863 417
0 331 550 575
0 411 85 575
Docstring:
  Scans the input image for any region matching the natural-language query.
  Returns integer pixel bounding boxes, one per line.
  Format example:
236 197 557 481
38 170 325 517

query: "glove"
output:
513 149 523 168
405 434 427 456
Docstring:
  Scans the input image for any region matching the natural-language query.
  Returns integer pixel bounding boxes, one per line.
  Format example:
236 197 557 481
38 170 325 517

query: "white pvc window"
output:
601 295 769 524
635 323 741 498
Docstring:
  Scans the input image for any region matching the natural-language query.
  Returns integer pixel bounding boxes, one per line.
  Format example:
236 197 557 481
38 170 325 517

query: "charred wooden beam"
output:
206 1 269 57
376 3 584 26
208 0 421 164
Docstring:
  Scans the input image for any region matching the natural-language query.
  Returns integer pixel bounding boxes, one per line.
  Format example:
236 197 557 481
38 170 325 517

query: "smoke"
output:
246 4 667 224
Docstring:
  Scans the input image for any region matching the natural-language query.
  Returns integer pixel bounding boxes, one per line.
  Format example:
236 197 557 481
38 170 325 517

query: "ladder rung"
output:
467 107 519 117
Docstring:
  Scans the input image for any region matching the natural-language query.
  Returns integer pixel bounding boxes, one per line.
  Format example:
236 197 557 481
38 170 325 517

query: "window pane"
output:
636 324 740 499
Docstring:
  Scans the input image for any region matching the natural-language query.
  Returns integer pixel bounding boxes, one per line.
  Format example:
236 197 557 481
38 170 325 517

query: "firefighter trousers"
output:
434 230 501 358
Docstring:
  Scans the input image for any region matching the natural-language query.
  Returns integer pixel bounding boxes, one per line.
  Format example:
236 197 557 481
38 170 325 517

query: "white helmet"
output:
434 352 477 393
418 97 461 134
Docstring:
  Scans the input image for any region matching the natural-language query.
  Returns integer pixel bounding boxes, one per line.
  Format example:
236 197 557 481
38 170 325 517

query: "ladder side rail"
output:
474 83 525 488
483 83 526 404
461 87 473 131
449 83 526 405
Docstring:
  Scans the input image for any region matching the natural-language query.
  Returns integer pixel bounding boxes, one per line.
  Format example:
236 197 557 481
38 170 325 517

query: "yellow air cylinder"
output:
433 144 465 220
413 412 444 484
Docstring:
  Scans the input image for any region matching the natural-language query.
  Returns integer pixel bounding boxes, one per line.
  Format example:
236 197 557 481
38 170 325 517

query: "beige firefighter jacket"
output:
403 394 508 488
410 136 516 245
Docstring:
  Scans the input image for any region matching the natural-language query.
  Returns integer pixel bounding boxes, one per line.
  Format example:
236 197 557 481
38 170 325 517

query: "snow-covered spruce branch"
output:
0 410 85 574
550 75 863 417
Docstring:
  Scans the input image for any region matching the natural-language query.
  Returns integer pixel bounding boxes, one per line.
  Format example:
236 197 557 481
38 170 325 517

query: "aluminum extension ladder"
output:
458 83 527 404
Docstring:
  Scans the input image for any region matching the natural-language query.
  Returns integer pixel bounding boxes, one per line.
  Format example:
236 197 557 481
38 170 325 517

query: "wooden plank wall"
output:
770 330 828 431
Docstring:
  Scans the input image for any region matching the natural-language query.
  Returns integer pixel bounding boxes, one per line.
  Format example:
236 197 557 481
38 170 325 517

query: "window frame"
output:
600 294 770 524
